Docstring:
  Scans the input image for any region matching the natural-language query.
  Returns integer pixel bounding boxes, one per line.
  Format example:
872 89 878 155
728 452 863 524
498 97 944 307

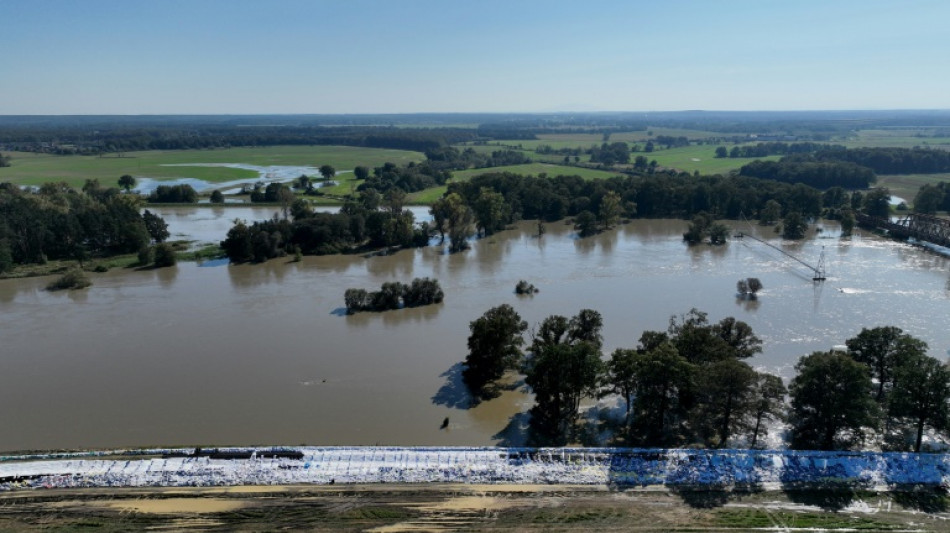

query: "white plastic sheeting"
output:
2 447 949 490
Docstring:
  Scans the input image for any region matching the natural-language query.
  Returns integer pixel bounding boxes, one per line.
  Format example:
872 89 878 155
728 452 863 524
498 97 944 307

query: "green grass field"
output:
0 146 425 188
647 145 782 174
842 129 950 149
457 140 779 174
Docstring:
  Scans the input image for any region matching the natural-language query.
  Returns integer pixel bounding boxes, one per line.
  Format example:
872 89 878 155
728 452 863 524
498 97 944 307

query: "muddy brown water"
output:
1 207 948 451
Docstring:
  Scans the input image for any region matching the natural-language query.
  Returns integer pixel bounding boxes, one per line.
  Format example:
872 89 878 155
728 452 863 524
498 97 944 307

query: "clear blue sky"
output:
3 0 948 114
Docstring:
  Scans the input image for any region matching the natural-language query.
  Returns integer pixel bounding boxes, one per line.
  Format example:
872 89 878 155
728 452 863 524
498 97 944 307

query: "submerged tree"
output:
736 277 763 299
782 211 808 239
463 305 528 396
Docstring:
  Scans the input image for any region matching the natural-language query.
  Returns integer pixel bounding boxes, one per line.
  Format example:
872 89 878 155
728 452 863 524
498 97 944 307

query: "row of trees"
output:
0 182 169 271
447 171 827 228
588 142 631 165
0 125 477 155
464 307 782 446
357 161 450 194
221 167 872 264
343 277 443 313
913 182 950 214
221 191 430 262
715 142 839 159
148 184 199 203
814 147 950 175
425 147 530 171
790 327 947 452
738 159 876 190
462 305 948 451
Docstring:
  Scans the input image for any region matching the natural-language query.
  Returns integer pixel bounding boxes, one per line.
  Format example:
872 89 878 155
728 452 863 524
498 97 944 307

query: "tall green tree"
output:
759 199 781 225
118 174 136 192
630 342 694 446
781 211 808 239
863 187 891 219
599 191 622 230
747 372 787 449
605 348 638 420
142 210 169 243
319 165 336 181
846 326 928 403
524 341 603 440
473 187 509 236
463 305 528 395
353 166 369 180
695 359 756 447
788 350 879 450
889 355 950 452
913 184 944 215
574 210 598 237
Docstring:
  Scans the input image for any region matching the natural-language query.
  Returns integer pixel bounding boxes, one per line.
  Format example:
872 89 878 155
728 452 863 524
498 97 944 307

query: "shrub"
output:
153 243 177 267
47 268 91 291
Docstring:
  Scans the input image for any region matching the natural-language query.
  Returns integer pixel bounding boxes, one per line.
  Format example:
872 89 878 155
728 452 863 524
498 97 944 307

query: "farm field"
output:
842 129 950 149
647 145 782 174
0 146 425 188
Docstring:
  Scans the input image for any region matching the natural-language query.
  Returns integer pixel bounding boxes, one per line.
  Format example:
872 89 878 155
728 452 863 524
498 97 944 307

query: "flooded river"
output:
1 207 948 451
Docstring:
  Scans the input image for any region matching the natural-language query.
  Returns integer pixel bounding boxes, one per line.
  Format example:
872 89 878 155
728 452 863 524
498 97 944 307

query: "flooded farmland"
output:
1 207 948 452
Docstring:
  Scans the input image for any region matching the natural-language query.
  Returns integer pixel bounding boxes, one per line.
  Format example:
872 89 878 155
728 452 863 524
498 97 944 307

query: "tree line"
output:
424 146 530 171
0 125 478 156
715 141 840 159
220 191 431 262
814 147 950 175
913 182 950 214
447 171 828 223
0 181 169 272
220 168 870 263
738 159 876 190
463 305 949 451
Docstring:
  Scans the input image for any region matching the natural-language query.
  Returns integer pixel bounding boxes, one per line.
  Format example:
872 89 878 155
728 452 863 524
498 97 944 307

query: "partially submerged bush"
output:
515 280 539 295
153 243 177 267
47 268 91 291
737 277 763 299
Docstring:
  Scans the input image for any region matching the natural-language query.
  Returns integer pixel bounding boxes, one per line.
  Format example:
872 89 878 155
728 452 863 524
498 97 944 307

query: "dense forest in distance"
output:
5 110 950 154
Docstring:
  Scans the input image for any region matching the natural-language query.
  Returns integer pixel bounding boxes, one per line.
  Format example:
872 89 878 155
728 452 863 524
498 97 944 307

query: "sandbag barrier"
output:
0 447 948 491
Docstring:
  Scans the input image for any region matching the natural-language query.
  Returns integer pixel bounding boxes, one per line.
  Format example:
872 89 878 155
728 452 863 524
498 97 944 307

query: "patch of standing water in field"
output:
132 164 350 194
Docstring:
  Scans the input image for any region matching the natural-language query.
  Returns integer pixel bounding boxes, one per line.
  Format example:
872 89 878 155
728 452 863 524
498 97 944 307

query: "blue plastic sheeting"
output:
1 447 948 490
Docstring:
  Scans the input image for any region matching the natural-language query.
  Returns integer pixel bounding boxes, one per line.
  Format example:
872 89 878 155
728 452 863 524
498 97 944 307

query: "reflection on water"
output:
0 218 948 451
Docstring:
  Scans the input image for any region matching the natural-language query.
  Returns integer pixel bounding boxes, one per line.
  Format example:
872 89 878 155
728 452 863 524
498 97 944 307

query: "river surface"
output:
1 208 948 452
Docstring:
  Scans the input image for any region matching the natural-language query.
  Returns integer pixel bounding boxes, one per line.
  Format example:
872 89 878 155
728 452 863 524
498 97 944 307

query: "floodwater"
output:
133 164 348 194
1 209 948 452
